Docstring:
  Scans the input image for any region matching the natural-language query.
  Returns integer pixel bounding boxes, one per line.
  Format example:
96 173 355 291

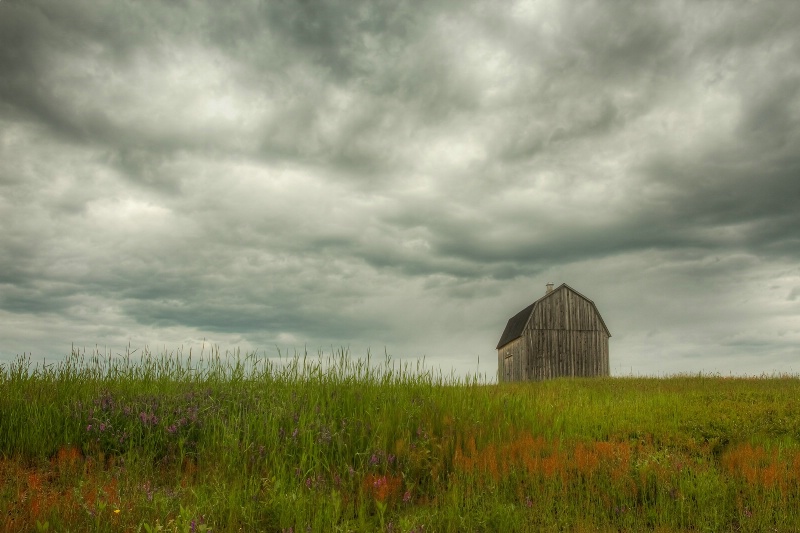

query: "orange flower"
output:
362 474 402 503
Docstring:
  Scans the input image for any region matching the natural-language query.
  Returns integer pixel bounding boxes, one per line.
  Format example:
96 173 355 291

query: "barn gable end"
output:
497 283 610 382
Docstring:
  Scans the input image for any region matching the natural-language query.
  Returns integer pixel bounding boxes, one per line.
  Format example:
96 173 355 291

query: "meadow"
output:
1 347 799 532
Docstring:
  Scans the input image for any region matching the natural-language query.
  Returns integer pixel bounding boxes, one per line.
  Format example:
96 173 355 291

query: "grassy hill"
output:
2 347 799 532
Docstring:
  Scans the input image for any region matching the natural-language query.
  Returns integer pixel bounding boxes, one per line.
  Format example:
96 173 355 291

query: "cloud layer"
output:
2 0 799 377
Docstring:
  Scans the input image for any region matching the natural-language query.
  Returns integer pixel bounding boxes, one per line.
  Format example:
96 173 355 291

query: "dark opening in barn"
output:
496 283 611 382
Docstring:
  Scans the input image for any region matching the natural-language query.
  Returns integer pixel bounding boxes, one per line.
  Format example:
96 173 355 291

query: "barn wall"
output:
524 329 609 380
523 287 609 380
497 336 527 382
529 287 605 332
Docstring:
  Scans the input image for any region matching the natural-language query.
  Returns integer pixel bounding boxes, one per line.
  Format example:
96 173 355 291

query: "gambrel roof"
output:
495 283 611 349
495 302 535 350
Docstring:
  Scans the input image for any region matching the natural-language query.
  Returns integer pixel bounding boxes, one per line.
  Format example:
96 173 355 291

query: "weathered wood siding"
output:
522 329 609 380
497 285 610 382
529 286 607 333
497 336 526 382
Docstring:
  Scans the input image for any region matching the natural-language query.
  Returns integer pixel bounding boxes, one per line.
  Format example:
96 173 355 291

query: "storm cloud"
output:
1 0 799 377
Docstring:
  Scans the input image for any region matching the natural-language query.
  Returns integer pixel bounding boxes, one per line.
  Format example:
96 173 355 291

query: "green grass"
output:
2 346 800 532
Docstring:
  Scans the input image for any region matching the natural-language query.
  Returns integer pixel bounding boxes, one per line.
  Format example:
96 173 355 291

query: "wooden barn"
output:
496 283 610 382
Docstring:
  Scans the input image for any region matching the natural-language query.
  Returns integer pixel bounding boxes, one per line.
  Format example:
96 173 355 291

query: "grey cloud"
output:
108 149 183 194
737 76 800 150
2 0 800 377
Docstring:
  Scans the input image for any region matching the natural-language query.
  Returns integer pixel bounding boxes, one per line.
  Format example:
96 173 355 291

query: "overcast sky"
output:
1 0 799 379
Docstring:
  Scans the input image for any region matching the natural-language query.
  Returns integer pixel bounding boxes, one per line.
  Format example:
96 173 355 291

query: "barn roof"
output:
495 283 611 350
495 302 535 349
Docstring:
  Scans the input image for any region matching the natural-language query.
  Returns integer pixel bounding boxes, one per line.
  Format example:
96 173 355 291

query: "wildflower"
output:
318 425 332 444
99 423 106 432
139 412 158 426
403 490 411 503
114 509 121 515
167 424 178 434
87 424 92 432
370 454 380 466
142 481 154 502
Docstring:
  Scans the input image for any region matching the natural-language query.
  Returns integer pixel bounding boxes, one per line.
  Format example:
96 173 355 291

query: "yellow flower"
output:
114 509 121 515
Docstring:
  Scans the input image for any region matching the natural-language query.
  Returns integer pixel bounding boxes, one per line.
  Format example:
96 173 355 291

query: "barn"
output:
496 283 610 382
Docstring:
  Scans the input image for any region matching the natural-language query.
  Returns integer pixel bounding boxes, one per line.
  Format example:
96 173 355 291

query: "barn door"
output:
504 354 513 382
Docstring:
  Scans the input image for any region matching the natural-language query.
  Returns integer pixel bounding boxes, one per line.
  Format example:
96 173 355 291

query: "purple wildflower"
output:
139 412 158 426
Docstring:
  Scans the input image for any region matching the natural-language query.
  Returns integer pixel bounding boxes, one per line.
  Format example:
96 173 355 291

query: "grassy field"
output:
1 347 799 532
